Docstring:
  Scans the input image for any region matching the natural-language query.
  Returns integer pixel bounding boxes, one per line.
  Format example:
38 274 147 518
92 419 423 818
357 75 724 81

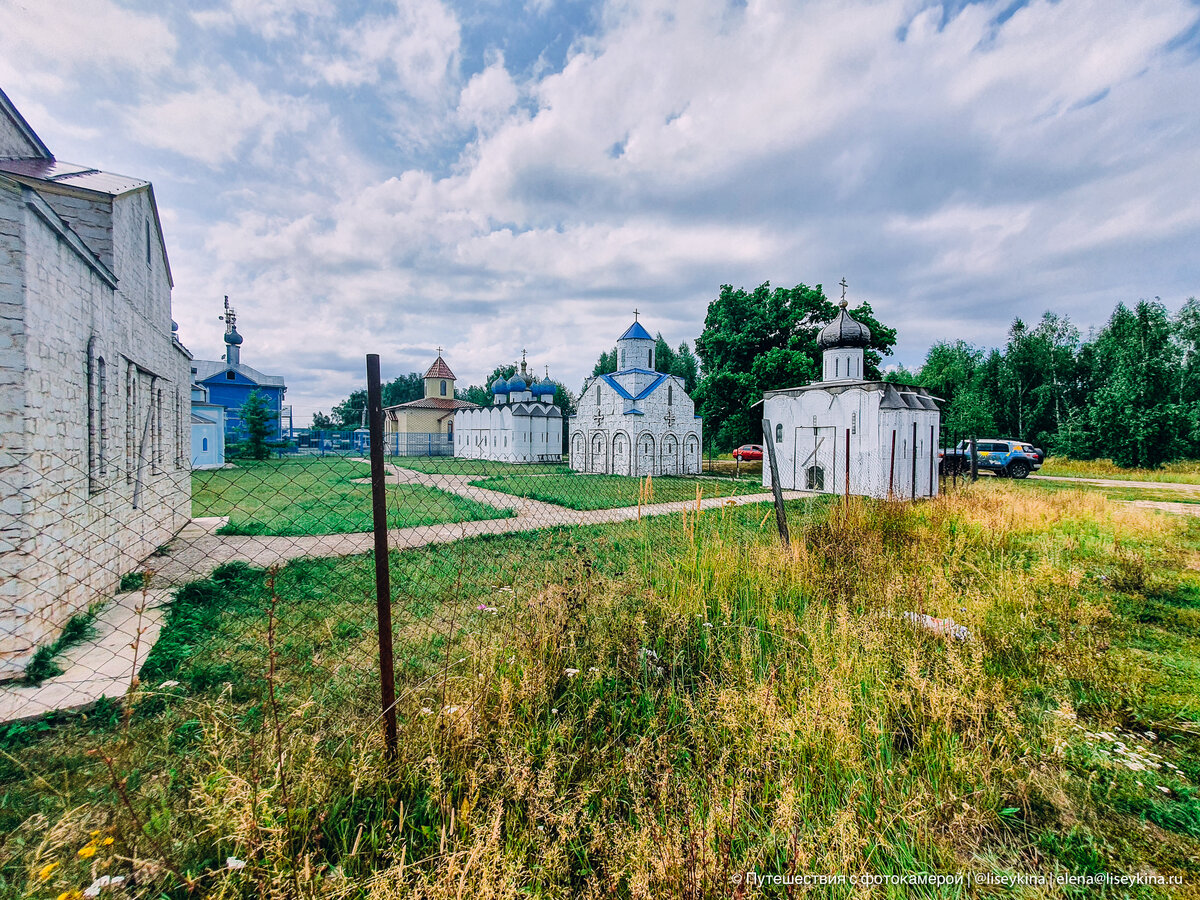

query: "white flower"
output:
84 875 126 897
444 705 461 715
588 667 599 673
1158 785 1170 794
159 680 181 688
551 708 558 715
702 622 713 629
227 857 246 870
421 707 432 715
564 668 580 677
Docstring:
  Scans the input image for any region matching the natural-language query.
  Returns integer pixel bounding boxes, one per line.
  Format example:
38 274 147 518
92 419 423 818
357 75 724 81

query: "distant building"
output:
384 352 478 455
571 315 702 475
0 88 192 677
455 353 562 463
760 293 941 499
190 296 287 442
190 382 226 468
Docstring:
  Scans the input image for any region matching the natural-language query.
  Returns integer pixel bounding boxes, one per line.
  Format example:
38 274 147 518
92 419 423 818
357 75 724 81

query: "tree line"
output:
887 298 1200 468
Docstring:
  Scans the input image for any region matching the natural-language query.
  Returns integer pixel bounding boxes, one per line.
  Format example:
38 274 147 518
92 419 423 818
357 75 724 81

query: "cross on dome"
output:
839 277 848 308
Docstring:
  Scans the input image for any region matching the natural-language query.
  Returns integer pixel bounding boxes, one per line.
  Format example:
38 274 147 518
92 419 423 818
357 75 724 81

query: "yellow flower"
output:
56 892 82 900
37 861 58 880
101 837 114 846
77 844 97 859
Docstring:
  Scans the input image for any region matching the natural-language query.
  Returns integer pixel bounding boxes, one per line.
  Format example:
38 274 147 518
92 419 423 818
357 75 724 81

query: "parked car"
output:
940 439 1042 479
732 444 764 461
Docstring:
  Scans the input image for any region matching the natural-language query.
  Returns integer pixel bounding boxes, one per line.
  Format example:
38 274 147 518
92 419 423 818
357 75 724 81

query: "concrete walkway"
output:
0 589 172 723
0 468 796 723
1032 474 1200 493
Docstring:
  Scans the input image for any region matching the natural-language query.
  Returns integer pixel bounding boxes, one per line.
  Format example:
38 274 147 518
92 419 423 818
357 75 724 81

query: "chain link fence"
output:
0 356 987 897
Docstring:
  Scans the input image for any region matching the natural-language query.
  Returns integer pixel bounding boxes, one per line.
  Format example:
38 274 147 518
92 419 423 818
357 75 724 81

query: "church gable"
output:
0 88 52 160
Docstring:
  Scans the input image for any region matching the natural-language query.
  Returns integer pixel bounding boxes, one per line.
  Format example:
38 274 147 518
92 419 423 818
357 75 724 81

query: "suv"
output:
941 439 1042 479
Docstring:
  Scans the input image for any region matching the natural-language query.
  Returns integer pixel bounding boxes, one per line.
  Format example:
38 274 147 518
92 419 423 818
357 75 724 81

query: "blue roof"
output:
598 372 670 402
619 321 653 341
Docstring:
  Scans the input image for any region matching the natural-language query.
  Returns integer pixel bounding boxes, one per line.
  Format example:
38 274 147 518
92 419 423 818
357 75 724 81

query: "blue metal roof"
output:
619 321 653 341
599 374 632 400
633 373 668 400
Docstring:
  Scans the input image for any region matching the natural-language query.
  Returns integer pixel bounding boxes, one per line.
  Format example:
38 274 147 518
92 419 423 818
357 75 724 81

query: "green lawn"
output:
471 472 768 510
1020 476 1200 505
388 456 571 476
192 456 513 536
7 487 1200 895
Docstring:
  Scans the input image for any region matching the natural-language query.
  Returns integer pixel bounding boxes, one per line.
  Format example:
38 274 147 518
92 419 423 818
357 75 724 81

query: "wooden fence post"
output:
367 354 398 763
762 418 790 547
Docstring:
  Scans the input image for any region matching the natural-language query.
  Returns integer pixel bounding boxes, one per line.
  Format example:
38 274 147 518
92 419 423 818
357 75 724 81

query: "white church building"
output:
760 297 941 500
455 355 563 463
571 317 702 476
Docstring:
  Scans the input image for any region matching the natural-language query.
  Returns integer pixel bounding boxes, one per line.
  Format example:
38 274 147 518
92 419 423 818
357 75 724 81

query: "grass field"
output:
1023 477 1200 505
1041 456 1200 484
387 456 572 476
471 471 769 509
192 457 514 535
5 483 1199 896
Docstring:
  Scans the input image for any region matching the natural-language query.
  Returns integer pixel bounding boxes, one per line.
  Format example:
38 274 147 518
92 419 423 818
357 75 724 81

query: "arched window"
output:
440 379 447 396
596 385 601 404
775 423 783 443
667 384 673 406
97 356 107 478
202 437 209 452
649 349 654 369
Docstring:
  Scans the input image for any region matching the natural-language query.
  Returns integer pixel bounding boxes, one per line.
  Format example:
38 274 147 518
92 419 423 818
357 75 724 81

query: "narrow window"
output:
145 219 152 267
649 349 654 369
835 358 839 377
97 357 107 476
596 385 601 404
667 384 673 406
851 411 857 435
87 341 97 489
775 423 783 443
441 379 447 396
620 349 625 368
202 437 208 452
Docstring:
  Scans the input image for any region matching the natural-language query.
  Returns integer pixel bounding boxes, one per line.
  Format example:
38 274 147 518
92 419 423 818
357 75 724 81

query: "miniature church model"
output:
454 352 563 463
571 313 702 476
384 350 479 455
759 283 940 499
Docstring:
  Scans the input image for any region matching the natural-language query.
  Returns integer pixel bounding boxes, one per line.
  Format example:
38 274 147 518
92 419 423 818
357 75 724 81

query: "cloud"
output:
190 0 336 40
124 75 318 167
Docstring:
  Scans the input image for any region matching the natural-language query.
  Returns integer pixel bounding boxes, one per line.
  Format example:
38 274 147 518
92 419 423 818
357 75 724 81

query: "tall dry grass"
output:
13 484 1191 898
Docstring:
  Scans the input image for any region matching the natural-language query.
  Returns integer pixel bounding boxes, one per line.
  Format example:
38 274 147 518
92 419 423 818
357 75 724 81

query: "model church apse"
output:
759 283 941 500
571 314 702 476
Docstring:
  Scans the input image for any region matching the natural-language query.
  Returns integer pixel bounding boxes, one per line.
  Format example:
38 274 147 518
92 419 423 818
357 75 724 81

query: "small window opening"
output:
440 379 447 396
775 423 783 443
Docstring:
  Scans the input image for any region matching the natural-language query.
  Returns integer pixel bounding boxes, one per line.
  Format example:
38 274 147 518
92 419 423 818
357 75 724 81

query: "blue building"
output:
190 297 288 441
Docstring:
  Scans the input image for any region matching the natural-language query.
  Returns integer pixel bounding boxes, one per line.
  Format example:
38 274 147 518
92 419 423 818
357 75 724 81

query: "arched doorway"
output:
636 432 656 476
684 433 700 474
571 432 585 467
660 433 679 476
591 431 608 473
612 431 630 475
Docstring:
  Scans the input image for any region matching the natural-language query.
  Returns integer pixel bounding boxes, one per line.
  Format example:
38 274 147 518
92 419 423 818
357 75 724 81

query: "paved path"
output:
0 589 171 723
1032 474 1200 493
1119 500 1200 517
1 470 796 723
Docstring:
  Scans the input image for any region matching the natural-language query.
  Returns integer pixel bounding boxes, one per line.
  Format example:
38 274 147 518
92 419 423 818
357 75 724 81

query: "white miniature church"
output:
455 353 563 463
571 314 702 476
760 284 941 499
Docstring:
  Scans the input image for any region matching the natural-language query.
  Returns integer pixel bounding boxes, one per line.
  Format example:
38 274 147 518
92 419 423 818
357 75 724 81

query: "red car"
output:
733 444 764 461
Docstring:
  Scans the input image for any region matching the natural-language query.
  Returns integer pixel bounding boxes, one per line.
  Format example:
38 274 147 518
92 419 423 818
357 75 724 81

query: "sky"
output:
3 0 1199 424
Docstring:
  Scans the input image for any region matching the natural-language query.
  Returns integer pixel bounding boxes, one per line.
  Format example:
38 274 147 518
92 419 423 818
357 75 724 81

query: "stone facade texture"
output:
0 114 191 677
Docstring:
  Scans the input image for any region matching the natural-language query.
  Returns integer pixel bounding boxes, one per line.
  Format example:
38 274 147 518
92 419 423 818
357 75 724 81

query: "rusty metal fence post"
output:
762 418 790 547
367 353 398 762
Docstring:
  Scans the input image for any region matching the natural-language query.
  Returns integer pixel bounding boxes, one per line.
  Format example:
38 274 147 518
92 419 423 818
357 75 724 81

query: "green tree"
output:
311 411 334 430
592 350 617 376
694 281 896 450
240 389 273 460
671 341 699 393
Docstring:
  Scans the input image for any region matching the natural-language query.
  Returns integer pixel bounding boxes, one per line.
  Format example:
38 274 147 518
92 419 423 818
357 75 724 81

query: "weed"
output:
21 609 99 685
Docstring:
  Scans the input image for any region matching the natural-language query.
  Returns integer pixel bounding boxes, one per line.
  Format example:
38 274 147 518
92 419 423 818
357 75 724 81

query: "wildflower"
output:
101 838 113 846
57 892 82 900
227 857 247 870
77 845 97 859
1158 786 1170 794
702 622 713 629
564 668 580 677
476 605 497 614
421 707 433 715
83 876 125 897
551 708 558 715
159 680 180 688
444 705 461 715
588 667 599 673
37 862 58 881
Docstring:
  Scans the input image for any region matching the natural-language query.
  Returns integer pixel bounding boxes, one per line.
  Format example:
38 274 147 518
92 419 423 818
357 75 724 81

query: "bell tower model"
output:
615 309 655 371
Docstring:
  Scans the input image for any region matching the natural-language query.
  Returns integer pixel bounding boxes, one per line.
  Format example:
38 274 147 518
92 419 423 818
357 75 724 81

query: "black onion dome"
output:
817 302 872 350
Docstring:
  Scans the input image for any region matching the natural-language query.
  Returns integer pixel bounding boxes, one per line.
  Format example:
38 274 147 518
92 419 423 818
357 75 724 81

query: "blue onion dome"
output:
224 326 244 346
817 301 871 350
491 376 510 394
535 377 557 396
508 375 527 392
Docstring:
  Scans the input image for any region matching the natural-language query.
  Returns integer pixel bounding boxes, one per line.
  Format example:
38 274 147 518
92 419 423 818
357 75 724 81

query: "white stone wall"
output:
762 388 939 500
454 401 562 463
571 372 702 476
0 182 190 678
0 112 41 159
